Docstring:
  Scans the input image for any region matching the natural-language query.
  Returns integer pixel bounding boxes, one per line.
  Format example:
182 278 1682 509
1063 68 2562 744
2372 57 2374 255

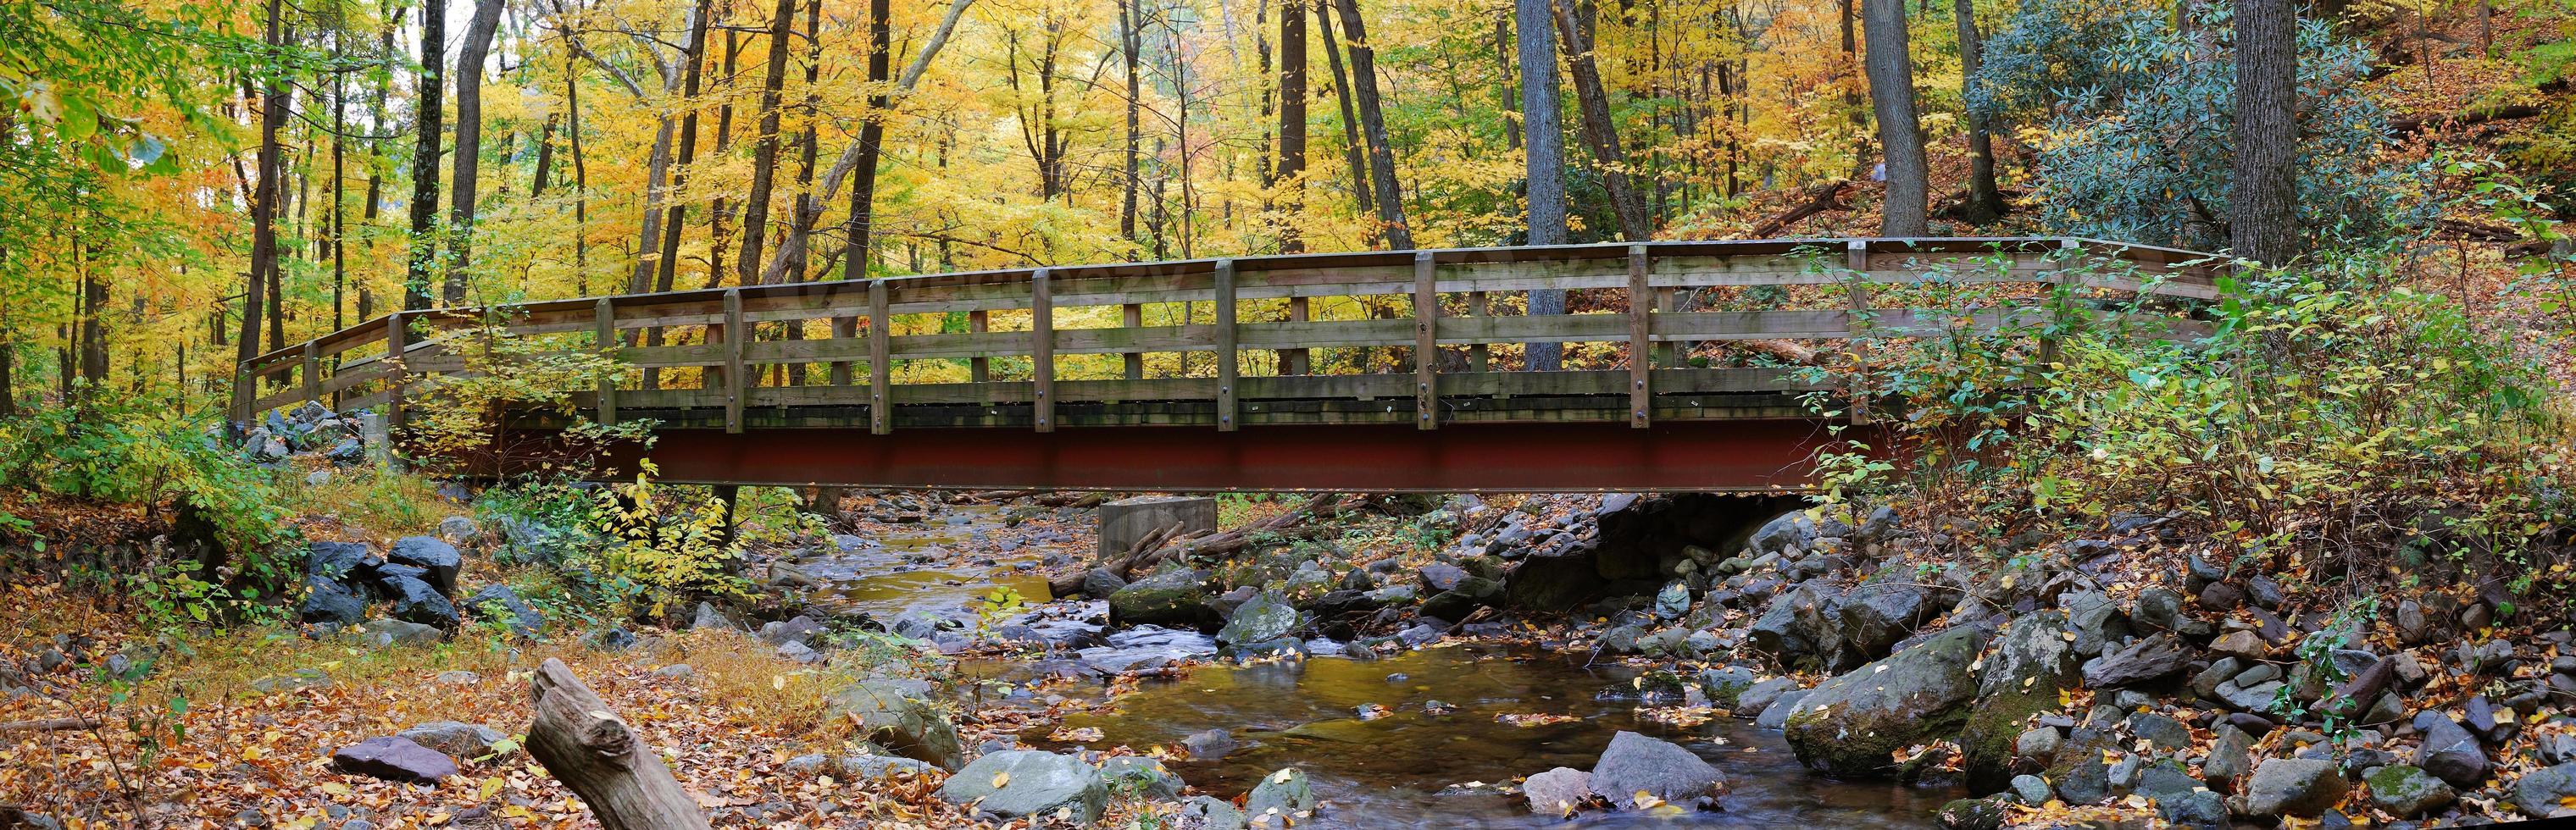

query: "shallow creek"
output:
813 506 1957 827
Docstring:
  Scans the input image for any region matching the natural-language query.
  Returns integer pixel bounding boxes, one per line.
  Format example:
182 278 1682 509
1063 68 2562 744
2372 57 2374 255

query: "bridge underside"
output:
518 418 1864 493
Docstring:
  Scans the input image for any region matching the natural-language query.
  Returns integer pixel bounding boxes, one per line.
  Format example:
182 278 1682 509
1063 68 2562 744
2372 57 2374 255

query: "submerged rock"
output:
1245 767 1318 826
1587 731 1725 811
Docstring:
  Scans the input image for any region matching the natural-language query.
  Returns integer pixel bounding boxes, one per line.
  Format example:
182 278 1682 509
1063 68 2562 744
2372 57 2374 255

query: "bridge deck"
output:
239 237 2220 490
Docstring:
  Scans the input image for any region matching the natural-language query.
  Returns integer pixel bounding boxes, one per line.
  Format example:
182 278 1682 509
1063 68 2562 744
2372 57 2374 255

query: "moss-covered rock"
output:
1961 611 2077 793
1108 568 1219 628
1783 627 1987 778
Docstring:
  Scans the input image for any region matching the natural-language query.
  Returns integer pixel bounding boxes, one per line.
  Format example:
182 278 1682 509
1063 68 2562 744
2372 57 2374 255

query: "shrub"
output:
580 462 749 619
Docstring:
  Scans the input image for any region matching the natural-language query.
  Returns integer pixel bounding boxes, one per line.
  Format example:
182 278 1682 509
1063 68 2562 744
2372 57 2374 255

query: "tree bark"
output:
406 0 443 310
1120 0 1141 246
445 0 504 303
1332 0 1413 249
1277 0 1307 252
736 0 798 285
1549 0 1651 241
655 0 715 295
846 0 894 278
1314 0 1373 219
1863 0 1929 235
1516 0 1566 369
236 0 289 418
2230 0 2301 265
1952 0 2001 225
525 659 712 830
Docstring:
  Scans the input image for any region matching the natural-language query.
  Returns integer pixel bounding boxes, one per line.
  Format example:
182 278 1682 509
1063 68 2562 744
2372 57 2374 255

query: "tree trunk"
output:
1863 0 1929 235
445 0 503 303
736 0 797 285
846 0 893 278
406 0 443 310
1550 0 1650 241
656 0 715 295
525 659 713 830
760 0 829 290
1315 0 1374 220
2230 0 2301 265
1120 0 1141 246
237 0 290 416
1952 0 2001 225
1516 0 1566 369
1277 0 1307 252
1332 0 1413 249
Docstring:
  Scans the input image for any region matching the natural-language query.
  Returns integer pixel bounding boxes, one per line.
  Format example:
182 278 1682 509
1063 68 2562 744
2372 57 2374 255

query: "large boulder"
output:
1960 611 2078 793
935 750 1107 824
1587 731 1725 810
1750 580 1847 672
1835 578 1941 661
461 585 543 639
2081 634 2193 689
386 536 463 595
2512 762 2576 818
1783 627 1986 778
2415 714 2491 787
307 541 384 582
1108 569 1220 629
824 680 966 771
2241 758 2346 818
380 574 459 628
1217 591 1302 646
330 737 456 784
1245 767 1319 826
298 574 371 627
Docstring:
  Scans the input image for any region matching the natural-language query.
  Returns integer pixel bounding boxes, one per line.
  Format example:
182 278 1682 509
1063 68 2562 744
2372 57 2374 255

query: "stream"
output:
808 504 1958 827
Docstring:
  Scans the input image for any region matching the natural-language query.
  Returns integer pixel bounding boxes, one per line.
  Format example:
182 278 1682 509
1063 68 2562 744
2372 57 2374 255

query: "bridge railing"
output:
235 237 2222 434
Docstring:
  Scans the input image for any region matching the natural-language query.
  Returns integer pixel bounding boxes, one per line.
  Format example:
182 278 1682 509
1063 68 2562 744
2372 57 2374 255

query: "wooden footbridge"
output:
236 238 2219 492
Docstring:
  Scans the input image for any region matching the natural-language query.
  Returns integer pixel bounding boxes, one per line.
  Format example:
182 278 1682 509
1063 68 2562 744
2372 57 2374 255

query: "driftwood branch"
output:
0 717 100 733
1748 180 1854 238
525 659 711 830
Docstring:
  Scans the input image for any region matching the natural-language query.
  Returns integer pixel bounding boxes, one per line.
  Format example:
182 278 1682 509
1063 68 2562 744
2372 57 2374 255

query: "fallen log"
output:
0 717 100 733
1748 180 1853 238
525 658 711 830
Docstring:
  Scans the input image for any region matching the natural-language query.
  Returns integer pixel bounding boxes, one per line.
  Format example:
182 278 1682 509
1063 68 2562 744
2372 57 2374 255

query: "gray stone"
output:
1755 689 1812 730
249 668 332 694
352 618 444 647
759 615 828 647
2204 725 2254 791
2366 765 2455 817
2160 790 2226 827
1524 766 1595 816
386 536 463 595
379 573 458 628
2015 728 2063 763
1785 627 1985 778
461 585 543 639
1836 579 1938 660
2242 758 2347 817
298 575 371 627
2010 773 2053 805
690 602 735 631
2128 712 2190 752
2191 657 2242 700
1418 562 1469 592
1588 731 1725 810
824 680 966 771
1219 591 1301 646
2209 629 2267 661
330 737 457 784
2062 590 2129 657
1733 678 1798 717
1245 767 1318 826
1178 795 1247 830
1108 569 1219 628
1097 755 1183 798
2512 762 2576 817
396 722 511 760
436 516 480 545
2081 634 2191 689
1936 796 2007 830
2415 715 2490 787
1183 728 1237 761
935 750 1107 823
306 541 384 582
1080 568 1129 598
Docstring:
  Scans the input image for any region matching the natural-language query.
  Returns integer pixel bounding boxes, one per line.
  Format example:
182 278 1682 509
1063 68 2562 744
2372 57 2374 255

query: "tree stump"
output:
525 658 711 830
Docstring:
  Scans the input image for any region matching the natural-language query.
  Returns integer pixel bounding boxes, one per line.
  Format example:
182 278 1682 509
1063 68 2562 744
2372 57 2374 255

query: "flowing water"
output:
817 506 1953 827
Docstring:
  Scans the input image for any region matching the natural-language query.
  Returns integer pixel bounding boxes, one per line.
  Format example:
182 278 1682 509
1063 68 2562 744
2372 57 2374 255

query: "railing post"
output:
1413 251 1439 430
300 340 321 411
1121 302 1144 380
1468 291 1489 372
384 312 408 436
968 309 991 385
869 279 891 434
1031 268 1054 432
594 297 619 426
830 313 858 386
1214 259 1239 432
1282 295 1309 375
1628 244 1652 429
1844 239 1874 426
722 289 745 434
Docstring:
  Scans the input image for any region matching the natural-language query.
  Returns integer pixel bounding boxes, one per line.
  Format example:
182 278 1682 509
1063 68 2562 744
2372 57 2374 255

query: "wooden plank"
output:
385 313 408 434
722 289 745 434
1115 304 1146 379
1032 268 1053 432
1214 259 1239 431
1845 240 1873 425
1628 245 1651 429
596 297 619 426
319 366 391 396
300 340 321 410
1413 251 1438 429
869 279 891 434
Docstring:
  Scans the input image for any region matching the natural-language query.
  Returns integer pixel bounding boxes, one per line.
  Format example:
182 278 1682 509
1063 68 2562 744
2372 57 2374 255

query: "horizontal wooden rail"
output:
235 237 2227 440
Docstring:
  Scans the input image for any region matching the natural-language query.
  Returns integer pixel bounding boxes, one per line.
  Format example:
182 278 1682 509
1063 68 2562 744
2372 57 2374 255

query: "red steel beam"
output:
536 418 1871 493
